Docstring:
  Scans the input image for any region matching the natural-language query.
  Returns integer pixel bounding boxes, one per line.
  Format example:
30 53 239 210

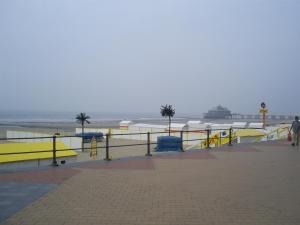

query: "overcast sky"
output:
0 0 299 115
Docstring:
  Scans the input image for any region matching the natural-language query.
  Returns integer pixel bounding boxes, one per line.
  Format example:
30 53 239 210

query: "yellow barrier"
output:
200 130 237 149
0 142 77 163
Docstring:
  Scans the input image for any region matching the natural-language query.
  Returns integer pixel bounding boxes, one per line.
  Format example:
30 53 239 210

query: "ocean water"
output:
0 111 192 123
0 111 71 123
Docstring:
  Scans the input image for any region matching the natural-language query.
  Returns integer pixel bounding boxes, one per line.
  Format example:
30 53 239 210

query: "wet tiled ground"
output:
1 141 300 225
154 150 217 159
0 182 56 222
80 158 155 170
0 168 79 184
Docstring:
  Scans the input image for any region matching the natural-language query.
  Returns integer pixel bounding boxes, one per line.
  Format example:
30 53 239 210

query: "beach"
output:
0 116 292 167
0 121 155 164
0 116 292 138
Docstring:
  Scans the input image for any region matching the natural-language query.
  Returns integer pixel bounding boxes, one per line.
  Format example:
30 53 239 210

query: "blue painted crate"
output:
156 136 182 152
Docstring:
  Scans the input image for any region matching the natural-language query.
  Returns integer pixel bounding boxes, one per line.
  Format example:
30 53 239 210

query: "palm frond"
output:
160 104 175 118
75 112 91 125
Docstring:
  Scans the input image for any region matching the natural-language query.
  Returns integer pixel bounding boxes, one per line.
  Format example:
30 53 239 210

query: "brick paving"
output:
154 151 217 159
214 146 262 152
80 158 155 170
1 141 300 225
0 168 79 184
257 141 292 147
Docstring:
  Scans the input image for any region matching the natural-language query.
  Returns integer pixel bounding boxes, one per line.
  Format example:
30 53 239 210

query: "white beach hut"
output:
248 123 264 129
232 122 247 128
128 123 167 133
187 121 202 129
170 123 187 131
211 124 233 130
119 120 133 129
189 123 214 130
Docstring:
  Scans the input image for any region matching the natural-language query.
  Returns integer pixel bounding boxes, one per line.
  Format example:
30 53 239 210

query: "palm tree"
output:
76 112 91 151
160 104 175 136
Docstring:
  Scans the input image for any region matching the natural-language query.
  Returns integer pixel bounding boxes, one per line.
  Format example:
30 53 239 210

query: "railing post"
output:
180 131 184 151
228 127 233 146
81 134 84 152
105 133 111 161
206 129 210 149
145 132 152 156
52 135 58 166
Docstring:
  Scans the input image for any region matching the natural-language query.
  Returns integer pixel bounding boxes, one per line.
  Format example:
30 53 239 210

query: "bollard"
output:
52 136 58 166
145 132 152 156
105 134 111 161
206 129 211 149
180 131 184 151
228 128 233 146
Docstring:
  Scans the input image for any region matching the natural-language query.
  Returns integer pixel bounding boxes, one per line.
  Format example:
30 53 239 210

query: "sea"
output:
0 110 276 128
0 111 195 124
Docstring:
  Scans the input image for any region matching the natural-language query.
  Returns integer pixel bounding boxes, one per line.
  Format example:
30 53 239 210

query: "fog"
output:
0 0 299 115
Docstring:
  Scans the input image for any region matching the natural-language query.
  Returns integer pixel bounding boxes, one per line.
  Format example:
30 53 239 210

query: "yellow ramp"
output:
236 129 265 137
253 126 289 142
0 142 77 163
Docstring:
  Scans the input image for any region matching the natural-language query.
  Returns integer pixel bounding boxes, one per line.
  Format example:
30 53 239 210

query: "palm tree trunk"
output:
168 116 171 136
81 123 84 152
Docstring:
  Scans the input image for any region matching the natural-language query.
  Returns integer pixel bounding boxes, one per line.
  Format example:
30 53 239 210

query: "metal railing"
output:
0 127 262 166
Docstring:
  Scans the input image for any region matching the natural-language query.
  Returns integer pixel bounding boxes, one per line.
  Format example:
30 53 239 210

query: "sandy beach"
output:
0 117 292 167
0 120 122 138
0 116 292 138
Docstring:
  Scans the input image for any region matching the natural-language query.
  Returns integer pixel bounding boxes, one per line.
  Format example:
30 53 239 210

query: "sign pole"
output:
260 102 268 129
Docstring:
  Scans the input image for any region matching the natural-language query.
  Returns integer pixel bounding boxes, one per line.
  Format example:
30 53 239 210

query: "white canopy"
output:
248 123 264 129
211 124 232 130
170 123 187 130
232 122 247 128
188 123 213 130
187 121 202 125
120 120 133 126
130 123 167 129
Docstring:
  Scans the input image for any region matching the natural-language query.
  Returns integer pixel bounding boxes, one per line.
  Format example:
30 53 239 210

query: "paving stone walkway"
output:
1 141 300 225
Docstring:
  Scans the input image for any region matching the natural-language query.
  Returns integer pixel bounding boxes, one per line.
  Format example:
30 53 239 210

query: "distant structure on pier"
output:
204 105 232 119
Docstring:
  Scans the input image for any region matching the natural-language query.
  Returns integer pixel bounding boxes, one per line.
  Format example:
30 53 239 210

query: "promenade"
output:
1 141 300 225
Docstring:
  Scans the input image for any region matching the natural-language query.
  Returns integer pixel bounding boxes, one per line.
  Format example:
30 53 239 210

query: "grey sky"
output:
0 0 299 115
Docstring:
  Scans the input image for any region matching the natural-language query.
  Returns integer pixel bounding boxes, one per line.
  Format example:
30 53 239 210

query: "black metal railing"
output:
0 127 262 166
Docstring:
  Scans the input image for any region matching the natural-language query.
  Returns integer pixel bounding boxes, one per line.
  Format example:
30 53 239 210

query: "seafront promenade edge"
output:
1 141 300 225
